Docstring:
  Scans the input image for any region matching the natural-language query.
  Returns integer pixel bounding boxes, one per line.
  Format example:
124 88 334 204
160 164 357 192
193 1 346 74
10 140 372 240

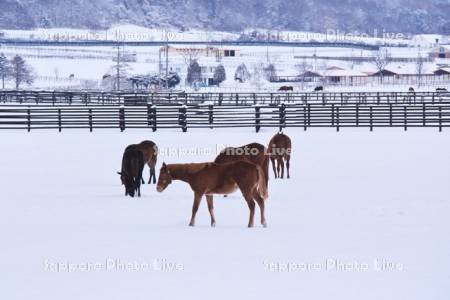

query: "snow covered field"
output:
1 128 450 299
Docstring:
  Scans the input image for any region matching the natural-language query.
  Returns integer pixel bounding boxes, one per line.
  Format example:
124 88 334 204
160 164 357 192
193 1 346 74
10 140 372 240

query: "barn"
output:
428 46 450 59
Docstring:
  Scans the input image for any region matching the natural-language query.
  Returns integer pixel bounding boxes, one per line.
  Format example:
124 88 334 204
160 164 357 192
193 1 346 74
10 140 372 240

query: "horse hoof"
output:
211 222 216 227
189 223 195 227
262 223 268 228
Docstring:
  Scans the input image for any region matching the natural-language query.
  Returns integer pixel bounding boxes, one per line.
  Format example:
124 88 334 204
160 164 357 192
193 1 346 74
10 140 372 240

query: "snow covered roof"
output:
429 45 450 53
323 68 367 77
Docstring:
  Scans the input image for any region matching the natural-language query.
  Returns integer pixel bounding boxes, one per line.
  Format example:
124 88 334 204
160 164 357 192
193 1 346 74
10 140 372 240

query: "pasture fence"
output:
1 90 450 106
0 102 449 132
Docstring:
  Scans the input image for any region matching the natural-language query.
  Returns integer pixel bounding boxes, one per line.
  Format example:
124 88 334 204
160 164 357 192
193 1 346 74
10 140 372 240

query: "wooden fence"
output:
1 90 450 106
1 103 448 132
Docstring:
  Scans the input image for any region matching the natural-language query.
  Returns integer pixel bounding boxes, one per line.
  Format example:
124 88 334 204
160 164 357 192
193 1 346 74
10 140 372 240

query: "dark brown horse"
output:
118 149 145 197
125 141 158 184
268 132 292 179
156 161 268 228
214 143 269 188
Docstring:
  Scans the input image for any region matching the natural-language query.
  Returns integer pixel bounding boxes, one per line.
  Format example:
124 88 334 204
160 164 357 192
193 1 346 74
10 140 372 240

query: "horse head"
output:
156 162 172 192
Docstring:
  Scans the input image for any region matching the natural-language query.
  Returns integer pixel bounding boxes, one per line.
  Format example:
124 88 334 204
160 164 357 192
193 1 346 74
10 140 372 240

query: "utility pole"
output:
165 29 169 89
116 43 120 91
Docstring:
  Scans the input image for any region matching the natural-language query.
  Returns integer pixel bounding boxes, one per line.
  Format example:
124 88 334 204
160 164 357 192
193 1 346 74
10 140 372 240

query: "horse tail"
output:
256 165 269 200
262 153 270 189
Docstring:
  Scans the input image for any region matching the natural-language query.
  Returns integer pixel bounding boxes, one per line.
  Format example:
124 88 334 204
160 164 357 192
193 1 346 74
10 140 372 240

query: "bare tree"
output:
110 45 131 91
180 48 201 67
372 49 392 83
295 59 313 89
0 53 11 89
416 51 425 88
10 55 34 89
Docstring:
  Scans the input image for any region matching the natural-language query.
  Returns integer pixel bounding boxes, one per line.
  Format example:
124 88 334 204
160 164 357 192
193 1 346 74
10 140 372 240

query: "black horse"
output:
118 149 145 197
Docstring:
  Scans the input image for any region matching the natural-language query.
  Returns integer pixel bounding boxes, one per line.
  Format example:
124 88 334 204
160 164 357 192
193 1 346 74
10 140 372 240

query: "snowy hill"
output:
1 0 450 34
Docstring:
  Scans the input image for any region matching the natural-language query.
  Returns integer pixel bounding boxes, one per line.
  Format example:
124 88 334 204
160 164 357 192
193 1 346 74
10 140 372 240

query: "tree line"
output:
0 53 34 89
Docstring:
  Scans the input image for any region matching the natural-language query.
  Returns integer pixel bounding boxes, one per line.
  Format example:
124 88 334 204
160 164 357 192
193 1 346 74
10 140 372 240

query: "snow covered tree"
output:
251 63 266 91
10 55 34 89
213 64 226 86
0 53 11 89
186 60 202 87
263 63 277 81
234 63 250 83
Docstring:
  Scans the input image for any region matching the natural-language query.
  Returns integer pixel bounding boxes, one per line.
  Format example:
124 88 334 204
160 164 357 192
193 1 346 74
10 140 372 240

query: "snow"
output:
1 127 450 299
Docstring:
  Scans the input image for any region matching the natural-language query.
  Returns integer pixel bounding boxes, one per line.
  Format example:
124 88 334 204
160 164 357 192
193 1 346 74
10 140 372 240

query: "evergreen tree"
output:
10 55 34 89
213 64 226 85
187 60 202 86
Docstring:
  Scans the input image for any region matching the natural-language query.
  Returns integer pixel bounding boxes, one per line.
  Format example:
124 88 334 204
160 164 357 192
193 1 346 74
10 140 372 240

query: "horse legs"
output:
189 191 203 227
206 195 216 227
280 158 285 179
270 156 278 179
254 191 267 228
243 191 256 228
276 157 282 178
151 166 156 184
147 163 153 184
286 155 291 179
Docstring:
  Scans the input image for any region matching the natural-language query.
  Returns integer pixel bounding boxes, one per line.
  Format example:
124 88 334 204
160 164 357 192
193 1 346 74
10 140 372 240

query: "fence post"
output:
255 106 261 133
356 103 359 126
179 106 187 132
279 103 286 131
147 103 152 127
336 106 340 132
27 108 31 132
404 106 407 131
119 106 125 132
89 108 93 132
308 104 311 127
370 106 373 131
303 106 307 131
422 103 426 127
151 106 157 132
389 103 393 126
208 104 214 129
58 109 62 132
331 104 335 127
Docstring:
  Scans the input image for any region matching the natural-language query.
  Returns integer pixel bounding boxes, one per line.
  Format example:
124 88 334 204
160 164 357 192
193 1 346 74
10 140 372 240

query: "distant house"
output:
434 67 450 75
323 68 367 84
370 69 399 77
429 46 450 59
160 46 240 59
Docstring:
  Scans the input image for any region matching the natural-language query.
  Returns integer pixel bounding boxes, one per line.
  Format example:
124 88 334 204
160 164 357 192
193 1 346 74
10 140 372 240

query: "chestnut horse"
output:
156 161 268 228
268 132 292 179
125 140 158 184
